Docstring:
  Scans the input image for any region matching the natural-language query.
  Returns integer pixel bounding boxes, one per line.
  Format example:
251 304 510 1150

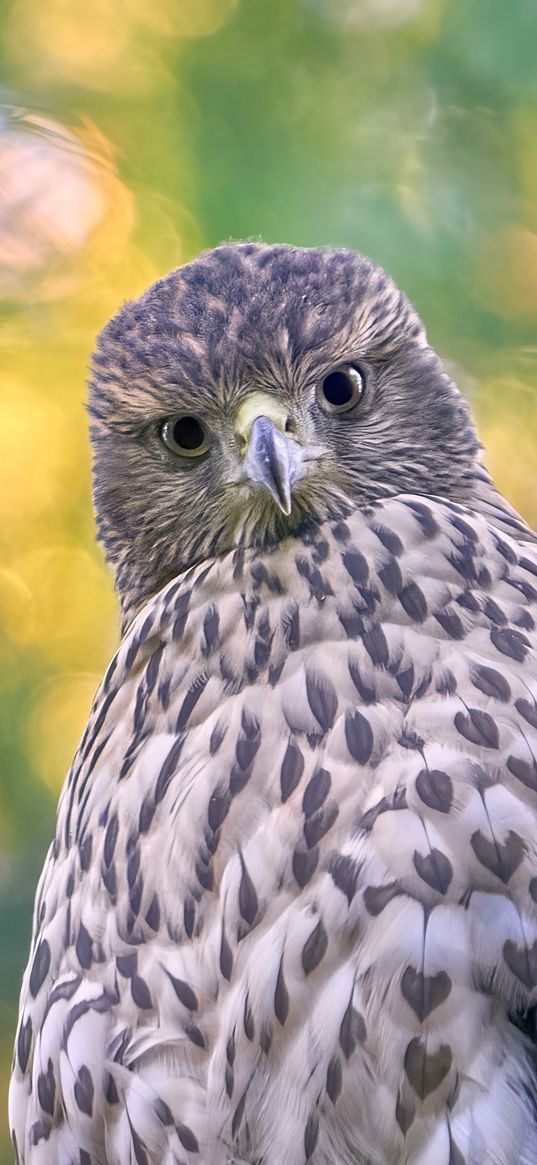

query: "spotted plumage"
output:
10 243 537 1165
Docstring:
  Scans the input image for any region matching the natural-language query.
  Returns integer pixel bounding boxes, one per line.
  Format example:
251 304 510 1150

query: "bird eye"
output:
317 365 365 413
160 415 210 458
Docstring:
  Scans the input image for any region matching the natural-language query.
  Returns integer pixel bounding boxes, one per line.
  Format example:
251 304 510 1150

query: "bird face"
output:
89 243 481 623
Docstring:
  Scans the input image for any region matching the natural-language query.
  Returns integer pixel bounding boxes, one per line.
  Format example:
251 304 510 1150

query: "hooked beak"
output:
235 393 306 516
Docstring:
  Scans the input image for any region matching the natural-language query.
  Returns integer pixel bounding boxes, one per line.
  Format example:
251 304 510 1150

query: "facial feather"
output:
89 242 483 624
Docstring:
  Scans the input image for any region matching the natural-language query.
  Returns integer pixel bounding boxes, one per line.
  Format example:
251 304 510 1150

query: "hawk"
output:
10 243 537 1165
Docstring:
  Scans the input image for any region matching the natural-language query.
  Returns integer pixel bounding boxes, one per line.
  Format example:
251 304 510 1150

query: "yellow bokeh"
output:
27 672 102 792
474 376 537 529
7 0 239 92
9 544 116 669
477 224 537 320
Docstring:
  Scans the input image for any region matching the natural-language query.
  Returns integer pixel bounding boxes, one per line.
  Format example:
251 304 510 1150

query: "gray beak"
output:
243 416 304 516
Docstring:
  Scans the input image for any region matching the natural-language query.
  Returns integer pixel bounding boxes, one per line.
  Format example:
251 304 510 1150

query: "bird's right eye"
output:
160 415 211 458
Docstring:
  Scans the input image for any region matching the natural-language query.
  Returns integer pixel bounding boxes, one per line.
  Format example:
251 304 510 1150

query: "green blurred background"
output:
1 0 537 1157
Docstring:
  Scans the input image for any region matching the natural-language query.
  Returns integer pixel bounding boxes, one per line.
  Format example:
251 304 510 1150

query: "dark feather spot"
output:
176 676 208 732
243 995 255 1041
326 1056 342 1103
401 967 452 1020
515 698 537 728
371 523 403 555
305 671 338 732
231 1091 247 1138
184 1023 206 1049
106 1075 119 1105
303 800 339 848
329 854 360 904
280 739 304 801
415 769 453 814
292 844 319 888
76 923 92 970
348 658 376 703
406 499 438 539
239 855 259 926
378 557 403 595
103 814 119 867
208 789 231 831
202 605 220 653
210 721 227 754
282 602 300 650
304 1111 319 1161
153 1098 174 1126
345 711 373 764
30 1120 51 1146
413 849 453 894
301 918 328 975
79 834 92 872
260 1022 273 1054
395 1090 415 1135
342 550 369 585
220 923 233 981
454 708 499 749
362 625 389 668
450 515 478 541
274 957 289 1024
166 973 198 1011
183 897 196 938
131 976 153 1010
471 829 524 883
176 1123 199 1153
483 597 507 626
74 1065 94 1117
138 796 155 834
507 754 537 790
435 609 465 640
398 582 427 622
116 952 137 977
303 768 331 817
490 626 529 663
395 664 414 700
155 735 185 801
17 1016 33 1074
339 999 366 1058
37 1059 56 1116
503 939 537 989
143 894 159 931
471 665 511 702
404 1037 452 1099
195 853 214 891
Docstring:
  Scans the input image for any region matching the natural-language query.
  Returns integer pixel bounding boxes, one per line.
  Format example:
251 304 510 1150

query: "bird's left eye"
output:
317 365 365 414
160 415 211 458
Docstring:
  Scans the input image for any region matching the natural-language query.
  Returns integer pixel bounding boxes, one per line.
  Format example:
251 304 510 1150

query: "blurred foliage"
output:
1 0 537 1156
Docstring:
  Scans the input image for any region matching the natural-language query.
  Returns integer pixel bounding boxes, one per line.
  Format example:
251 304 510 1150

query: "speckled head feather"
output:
89 243 490 624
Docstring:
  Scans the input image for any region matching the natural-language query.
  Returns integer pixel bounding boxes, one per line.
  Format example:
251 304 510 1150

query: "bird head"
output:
89 243 482 624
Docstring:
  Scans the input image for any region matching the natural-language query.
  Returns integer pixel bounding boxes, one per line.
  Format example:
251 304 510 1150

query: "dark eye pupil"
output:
322 370 354 407
173 416 205 449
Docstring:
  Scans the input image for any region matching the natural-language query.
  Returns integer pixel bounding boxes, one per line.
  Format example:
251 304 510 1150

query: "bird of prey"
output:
10 243 537 1165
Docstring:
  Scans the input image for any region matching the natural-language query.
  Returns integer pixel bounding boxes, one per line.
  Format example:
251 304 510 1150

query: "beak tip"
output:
244 415 300 519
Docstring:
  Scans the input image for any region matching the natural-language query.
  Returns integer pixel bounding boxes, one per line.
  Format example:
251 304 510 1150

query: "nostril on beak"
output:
284 416 295 434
